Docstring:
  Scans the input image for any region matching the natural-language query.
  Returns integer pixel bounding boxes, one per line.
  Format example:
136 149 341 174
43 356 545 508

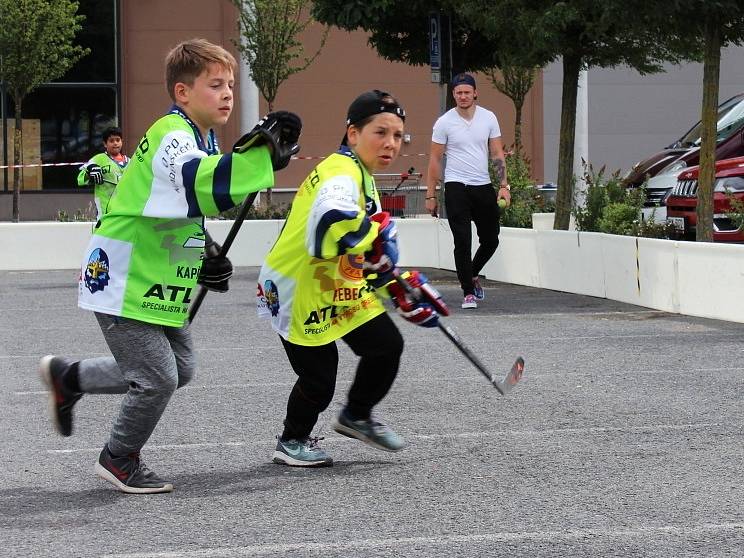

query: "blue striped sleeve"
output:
181 158 201 217
338 217 372 254
313 209 360 258
212 154 233 212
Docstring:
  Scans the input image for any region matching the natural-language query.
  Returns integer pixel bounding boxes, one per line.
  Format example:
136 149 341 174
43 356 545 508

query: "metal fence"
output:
374 168 428 218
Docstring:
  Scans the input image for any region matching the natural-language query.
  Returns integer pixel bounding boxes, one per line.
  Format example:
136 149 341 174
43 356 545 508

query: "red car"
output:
666 156 744 242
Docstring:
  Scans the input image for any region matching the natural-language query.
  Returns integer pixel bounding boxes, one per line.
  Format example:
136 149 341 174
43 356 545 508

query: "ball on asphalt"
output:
498 198 508 209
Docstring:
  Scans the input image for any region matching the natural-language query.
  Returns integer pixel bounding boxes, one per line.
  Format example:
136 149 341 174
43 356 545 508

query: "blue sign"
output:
429 13 440 71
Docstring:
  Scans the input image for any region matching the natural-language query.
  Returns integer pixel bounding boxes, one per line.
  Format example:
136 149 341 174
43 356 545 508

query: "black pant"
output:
279 312 404 440
444 182 501 296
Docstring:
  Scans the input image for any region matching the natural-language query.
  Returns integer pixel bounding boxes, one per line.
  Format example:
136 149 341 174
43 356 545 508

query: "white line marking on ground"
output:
104 522 744 557
14 367 744 396
47 422 723 454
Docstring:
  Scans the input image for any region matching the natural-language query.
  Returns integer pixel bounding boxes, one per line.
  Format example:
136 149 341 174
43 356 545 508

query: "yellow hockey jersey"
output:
257 150 387 345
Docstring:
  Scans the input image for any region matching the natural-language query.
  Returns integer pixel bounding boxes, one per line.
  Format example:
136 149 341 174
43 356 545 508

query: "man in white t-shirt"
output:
425 73 511 309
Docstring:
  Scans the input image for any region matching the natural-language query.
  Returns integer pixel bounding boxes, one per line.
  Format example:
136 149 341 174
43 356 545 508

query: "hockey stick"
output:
392 272 524 395
188 191 259 323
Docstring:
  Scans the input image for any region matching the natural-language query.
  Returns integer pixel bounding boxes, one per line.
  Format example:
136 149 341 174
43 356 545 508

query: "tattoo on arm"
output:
492 158 505 184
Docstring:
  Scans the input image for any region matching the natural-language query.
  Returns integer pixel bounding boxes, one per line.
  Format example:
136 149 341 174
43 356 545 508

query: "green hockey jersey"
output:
257 149 387 346
79 108 274 327
77 153 130 220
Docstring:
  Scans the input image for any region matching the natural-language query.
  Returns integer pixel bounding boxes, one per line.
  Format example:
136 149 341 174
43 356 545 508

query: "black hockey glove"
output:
198 231 233 293
233 111 302 171
86 163 104 186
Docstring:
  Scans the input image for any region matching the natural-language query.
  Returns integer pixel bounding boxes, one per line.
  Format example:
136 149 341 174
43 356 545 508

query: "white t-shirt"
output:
432 105 501 185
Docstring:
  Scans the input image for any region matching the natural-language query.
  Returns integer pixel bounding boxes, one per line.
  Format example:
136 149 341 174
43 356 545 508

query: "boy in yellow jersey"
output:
257 90 448 466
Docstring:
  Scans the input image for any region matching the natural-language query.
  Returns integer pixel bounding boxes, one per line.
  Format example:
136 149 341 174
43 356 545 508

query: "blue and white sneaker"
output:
333 410 405 452
272 436 333 467
472 276 485 300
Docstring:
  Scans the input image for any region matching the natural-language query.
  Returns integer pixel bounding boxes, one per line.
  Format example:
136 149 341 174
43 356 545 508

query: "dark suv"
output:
666 156 744 242
624 92 744 207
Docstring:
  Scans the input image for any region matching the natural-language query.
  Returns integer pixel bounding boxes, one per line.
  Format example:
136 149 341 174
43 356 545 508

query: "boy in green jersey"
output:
77 126 130 220
39 38 302 493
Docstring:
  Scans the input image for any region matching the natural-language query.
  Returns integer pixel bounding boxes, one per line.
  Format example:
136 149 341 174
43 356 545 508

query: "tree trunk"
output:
696 20 720 243
266 100 274 206
12 94 22 223
514 102 523 155
554 55 581 230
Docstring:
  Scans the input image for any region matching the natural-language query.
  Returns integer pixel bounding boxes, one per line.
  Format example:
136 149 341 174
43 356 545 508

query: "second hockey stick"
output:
188 191 259 323
392 272 524 395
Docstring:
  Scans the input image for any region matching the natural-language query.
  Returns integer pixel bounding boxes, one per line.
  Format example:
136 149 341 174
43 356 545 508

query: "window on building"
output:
0 0 119 192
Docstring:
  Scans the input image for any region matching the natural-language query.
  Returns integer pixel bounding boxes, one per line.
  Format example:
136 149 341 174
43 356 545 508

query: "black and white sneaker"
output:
94 445 173 494
39 355 82 437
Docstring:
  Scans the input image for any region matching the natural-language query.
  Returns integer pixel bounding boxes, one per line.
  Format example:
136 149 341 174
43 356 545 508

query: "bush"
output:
597 202 640 235
572 160 669 239
56 202 96 222
573 162 630 231
217 200 290 220
493 150 555 228
725 193 744 231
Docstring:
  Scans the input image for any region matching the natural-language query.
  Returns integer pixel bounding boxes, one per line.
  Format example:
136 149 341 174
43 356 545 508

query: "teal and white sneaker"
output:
272 436 333 467
333 410 405 452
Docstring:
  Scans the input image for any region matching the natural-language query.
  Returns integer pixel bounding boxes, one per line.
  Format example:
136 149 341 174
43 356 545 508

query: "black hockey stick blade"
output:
392 272 525 395
188 191 260 323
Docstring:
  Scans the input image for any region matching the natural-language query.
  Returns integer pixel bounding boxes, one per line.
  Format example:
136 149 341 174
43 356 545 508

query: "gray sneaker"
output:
272 436 333 467
333 410 405 452
94 445 173 494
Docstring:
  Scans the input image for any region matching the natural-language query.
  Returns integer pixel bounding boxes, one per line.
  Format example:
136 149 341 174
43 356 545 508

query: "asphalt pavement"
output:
1 267 743 557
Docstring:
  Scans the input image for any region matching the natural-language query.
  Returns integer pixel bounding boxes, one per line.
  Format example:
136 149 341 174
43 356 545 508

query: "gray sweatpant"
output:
77 312 196 456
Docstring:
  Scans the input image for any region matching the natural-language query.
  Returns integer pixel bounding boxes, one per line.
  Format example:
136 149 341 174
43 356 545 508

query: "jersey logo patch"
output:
338 254 364 281
263 280 280 316
84 248 110 294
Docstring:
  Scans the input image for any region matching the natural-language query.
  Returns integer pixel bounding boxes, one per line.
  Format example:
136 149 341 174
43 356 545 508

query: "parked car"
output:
624 92 744 207
666 156 744 242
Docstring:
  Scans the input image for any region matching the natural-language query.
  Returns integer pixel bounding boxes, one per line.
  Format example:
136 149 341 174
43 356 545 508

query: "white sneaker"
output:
461 294 477 309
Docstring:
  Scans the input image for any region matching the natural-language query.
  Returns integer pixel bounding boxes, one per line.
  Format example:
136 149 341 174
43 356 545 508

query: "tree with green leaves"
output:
461 1 687 230
624 1 744 242
0 0 88 222
312 0 495 71
234 0 328 111
486 62 538 155
312 0 504 109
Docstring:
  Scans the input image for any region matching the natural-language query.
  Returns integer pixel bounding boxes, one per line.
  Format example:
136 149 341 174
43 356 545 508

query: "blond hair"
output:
165 38 237 101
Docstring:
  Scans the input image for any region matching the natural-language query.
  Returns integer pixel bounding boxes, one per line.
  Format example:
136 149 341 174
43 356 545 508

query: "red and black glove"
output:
363 212 399 287
386 270 449 328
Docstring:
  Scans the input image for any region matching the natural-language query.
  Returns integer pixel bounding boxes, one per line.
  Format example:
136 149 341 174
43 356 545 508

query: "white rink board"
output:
535 230 606 298
676 241 744 322
3 218 744 324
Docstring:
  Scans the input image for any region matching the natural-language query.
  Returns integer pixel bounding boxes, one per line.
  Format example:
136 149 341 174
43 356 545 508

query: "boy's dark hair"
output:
341 90 405 146
102 127 122 142
165 38 237 102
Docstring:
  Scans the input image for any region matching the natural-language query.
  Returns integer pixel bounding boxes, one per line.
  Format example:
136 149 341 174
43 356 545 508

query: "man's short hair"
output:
102 126 122 142
165 38 237 101
451 73 477 89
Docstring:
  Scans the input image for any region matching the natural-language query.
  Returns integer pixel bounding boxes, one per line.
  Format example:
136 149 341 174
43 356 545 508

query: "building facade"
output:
0 0 543 221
